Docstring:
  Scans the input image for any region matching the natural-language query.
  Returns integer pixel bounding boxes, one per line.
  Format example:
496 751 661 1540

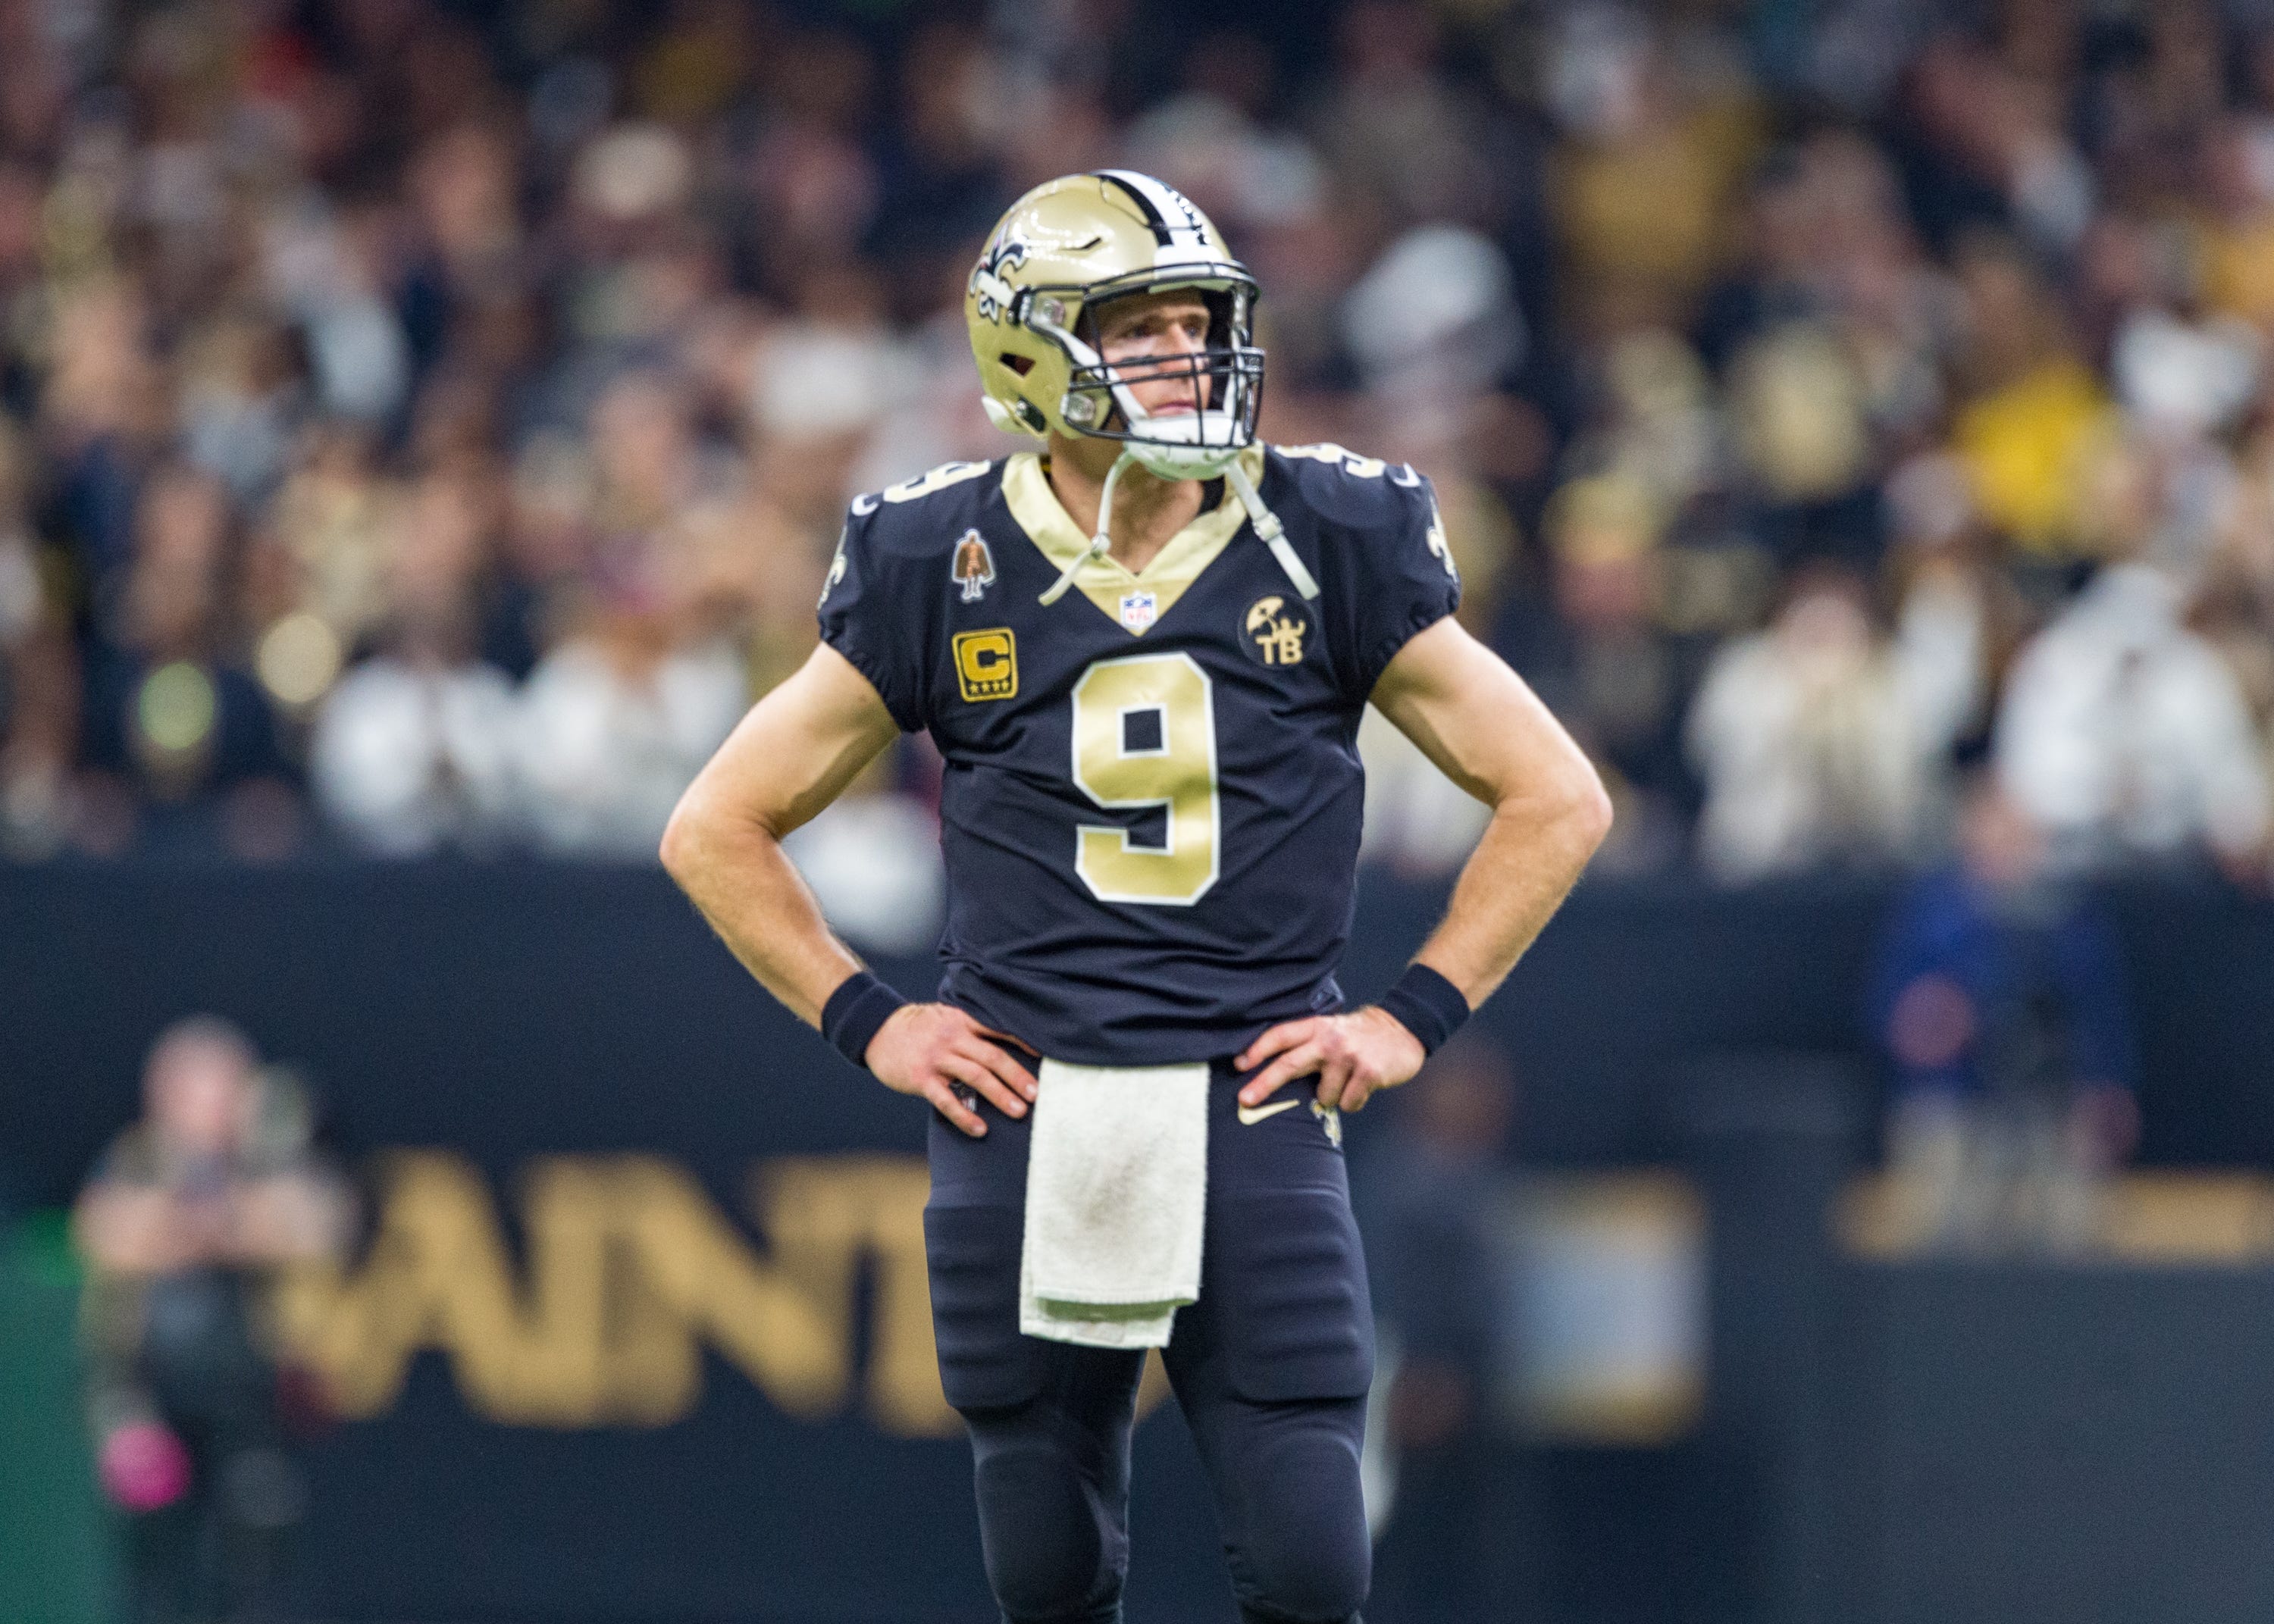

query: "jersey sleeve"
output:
1335 468 1464 698
816 508 932 732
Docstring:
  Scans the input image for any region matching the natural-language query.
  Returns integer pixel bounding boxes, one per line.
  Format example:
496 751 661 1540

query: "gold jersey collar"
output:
1001 446 1266 635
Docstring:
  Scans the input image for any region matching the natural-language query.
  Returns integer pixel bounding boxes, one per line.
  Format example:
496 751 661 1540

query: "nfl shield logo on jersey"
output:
952 530 996 602
1119 591 1157 632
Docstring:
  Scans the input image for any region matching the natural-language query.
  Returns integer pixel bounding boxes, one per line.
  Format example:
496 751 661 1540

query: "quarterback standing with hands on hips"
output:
663 171 1608 1624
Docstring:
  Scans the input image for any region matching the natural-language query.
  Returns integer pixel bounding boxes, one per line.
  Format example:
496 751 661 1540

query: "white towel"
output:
1020 1058 1210 1349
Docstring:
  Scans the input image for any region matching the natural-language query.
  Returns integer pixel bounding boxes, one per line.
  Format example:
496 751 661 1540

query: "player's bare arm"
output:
1237 615 1613 1114
659 643 1037 1137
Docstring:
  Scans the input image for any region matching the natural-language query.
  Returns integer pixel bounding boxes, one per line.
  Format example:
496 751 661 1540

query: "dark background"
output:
8 864 2274 1622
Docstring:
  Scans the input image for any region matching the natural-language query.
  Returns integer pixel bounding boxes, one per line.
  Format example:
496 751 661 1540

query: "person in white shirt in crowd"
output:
514 374 747 858
310 474 518 854
515 627 745 859
1688 560 1981 881
1995 553 2272 875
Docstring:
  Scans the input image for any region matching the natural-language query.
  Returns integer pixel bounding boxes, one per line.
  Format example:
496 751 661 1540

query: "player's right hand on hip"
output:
866 1003 1038 1137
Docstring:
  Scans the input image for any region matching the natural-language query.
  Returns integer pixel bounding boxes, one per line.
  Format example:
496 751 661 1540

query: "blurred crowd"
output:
0 0 2271 901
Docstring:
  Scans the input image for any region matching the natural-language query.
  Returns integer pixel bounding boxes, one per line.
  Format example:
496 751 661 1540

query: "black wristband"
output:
1373 963 1471 1058
821 971 907 1070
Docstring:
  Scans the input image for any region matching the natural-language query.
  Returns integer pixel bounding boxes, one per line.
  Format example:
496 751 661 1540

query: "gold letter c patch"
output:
953 629 1018 702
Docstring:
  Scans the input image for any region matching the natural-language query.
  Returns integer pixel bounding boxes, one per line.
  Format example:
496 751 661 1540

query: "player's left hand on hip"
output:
1235 1007 1425 1116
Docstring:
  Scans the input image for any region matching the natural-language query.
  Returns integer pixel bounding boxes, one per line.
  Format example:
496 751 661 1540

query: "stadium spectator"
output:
309 475 519 854
1947 233 2113 571
512 373 747 856
1541 2 1762 333
252 424 398 682
1500 471 1701 873
1868 775 2141 1250
515 624 744 858
1995 553 2273 876
1687 562 1975 880
75 1018 351 1624
77 465 294 856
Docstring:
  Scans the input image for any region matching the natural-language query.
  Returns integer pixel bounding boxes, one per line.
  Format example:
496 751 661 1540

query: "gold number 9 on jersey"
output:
1070 652 1219 905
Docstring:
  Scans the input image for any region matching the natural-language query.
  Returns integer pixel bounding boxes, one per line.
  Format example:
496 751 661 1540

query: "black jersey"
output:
819 443 1461 1065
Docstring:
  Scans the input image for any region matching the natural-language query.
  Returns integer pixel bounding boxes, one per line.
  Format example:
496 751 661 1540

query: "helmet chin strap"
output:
1223 458 1319 601
1038 448 1135 606
1035 443 1321 608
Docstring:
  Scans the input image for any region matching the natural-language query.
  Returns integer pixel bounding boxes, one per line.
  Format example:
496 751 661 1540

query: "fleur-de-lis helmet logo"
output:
969 235 1030 324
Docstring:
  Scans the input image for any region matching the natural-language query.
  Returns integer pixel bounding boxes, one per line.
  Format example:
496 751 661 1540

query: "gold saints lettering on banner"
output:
276 1153 945 1436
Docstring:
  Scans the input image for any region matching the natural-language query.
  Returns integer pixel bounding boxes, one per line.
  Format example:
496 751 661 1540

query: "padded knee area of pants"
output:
974 1442 1120 1622
1225 1422 1370 1623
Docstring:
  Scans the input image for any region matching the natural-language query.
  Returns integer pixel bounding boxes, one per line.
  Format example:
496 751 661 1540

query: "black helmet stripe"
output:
1092 170 1171 244
1092 169 1207 249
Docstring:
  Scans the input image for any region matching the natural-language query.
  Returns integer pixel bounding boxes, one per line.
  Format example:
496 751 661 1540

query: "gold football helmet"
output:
965 170 1264 482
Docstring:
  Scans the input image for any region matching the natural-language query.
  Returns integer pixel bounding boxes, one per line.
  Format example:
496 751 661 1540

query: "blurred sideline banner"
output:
5 862 2273 1622
11 863 2274 1209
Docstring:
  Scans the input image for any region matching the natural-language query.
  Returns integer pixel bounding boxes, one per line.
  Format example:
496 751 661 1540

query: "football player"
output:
662 171 1610 1624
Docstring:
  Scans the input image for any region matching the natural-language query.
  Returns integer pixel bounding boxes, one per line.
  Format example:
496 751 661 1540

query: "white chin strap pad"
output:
1123 427 1245 480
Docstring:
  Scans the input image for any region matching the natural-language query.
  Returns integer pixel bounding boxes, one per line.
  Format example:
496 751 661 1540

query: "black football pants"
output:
926 1060 1373 1624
